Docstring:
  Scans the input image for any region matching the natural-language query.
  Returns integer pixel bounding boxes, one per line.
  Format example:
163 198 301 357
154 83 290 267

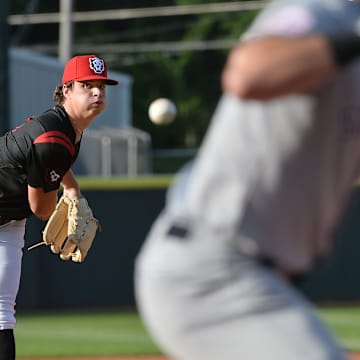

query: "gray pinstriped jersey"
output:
165 0 360 273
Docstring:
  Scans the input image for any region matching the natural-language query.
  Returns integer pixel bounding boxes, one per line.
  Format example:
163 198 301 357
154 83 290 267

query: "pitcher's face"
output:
63 80 108 129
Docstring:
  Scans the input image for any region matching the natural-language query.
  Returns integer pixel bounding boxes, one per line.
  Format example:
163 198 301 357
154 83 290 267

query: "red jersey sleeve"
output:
27 131 76 192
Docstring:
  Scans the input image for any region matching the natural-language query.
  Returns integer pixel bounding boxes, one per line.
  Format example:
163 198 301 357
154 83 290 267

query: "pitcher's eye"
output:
81 82 92 89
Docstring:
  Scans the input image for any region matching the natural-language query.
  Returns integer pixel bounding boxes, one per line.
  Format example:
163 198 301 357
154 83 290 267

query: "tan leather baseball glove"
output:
29 195 100 262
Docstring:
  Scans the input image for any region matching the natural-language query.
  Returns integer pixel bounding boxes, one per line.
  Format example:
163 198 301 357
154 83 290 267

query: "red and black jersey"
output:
0 105 81 220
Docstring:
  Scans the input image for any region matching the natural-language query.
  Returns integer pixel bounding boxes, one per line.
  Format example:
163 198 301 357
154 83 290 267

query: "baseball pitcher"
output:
0 54 117 359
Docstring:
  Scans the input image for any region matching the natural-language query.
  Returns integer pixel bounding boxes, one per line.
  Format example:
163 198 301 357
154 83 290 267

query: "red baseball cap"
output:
62 54 118 85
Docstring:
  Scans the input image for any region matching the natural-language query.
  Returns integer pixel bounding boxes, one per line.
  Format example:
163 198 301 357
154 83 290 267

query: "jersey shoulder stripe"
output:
33 131 75 157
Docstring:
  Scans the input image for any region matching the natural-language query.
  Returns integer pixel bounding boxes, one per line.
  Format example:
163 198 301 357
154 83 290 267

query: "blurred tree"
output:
115 1 257 149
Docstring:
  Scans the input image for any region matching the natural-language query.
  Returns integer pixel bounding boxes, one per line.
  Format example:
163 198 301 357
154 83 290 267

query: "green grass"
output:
15 311 162 357
319 306 360 351
76 175 173 190
15 307 360 357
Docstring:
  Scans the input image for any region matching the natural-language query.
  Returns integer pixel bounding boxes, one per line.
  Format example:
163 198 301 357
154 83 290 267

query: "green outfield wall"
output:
16 177 360 309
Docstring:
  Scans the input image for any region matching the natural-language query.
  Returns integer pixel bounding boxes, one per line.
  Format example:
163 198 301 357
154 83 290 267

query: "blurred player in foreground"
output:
0 54 117 359
135 0 360 359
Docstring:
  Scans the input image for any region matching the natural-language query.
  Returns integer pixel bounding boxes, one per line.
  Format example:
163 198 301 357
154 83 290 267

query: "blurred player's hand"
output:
222 35 336 100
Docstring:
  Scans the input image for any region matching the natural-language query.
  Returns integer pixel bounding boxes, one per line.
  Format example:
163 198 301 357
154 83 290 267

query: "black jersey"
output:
0 105 81 220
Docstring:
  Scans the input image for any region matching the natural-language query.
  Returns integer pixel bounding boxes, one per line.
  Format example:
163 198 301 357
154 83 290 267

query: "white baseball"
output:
148 98 177 125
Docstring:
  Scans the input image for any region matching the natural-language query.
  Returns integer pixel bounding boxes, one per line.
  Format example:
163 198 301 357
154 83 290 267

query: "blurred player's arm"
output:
222 33 344 100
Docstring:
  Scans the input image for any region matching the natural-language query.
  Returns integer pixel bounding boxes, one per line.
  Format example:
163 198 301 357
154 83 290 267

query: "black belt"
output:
258 256 308 285
167 223 307 285
167 224 274 267
167 224 190 239
167 223 278 268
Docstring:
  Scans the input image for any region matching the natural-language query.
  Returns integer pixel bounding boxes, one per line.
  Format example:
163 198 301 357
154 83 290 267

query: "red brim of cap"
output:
71 75 118 85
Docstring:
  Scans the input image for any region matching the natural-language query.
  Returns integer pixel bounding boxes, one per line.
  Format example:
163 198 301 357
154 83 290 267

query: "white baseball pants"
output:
0 220 26 330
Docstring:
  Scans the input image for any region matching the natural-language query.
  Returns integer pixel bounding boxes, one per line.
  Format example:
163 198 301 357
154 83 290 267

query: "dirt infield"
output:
18 353 360 360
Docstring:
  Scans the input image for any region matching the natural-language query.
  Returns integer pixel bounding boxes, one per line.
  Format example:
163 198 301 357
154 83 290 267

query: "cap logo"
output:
89 57 105 74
